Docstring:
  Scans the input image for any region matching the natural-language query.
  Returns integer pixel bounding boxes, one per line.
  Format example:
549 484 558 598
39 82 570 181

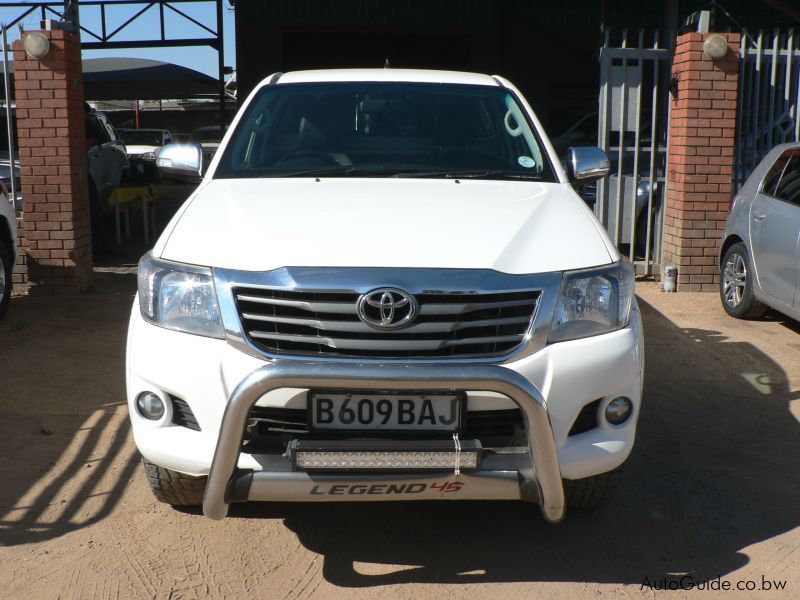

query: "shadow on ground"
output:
226 298 800 586
0 269 139 546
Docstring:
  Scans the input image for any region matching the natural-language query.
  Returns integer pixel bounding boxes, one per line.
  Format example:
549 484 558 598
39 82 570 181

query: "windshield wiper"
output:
271 166 414 178
396 169 543 181
249 167 543 180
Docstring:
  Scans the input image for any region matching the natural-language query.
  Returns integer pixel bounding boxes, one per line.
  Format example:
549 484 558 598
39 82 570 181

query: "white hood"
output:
158 178 616 274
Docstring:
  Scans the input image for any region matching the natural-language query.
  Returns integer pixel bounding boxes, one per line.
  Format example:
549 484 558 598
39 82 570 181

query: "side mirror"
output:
157 143 203 182
566 147 610 182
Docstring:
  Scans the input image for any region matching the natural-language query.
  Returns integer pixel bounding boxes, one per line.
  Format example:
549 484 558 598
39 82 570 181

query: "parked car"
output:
551 112 598 156
189 125 228 166
576 152 664 258
0 177 17 320
0 158 21 212
128 69 644 523
85 107 129 205
117 128 173 182
720 142 800 320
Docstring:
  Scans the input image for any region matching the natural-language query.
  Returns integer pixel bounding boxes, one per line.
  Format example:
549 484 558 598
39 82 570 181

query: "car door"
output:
86 113 112 202
98 116 128 188
749 150 800 308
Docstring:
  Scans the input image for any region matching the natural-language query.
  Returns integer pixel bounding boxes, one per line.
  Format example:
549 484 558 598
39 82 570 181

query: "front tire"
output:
143 459 206 507
720 242 767 319
563 469 620 510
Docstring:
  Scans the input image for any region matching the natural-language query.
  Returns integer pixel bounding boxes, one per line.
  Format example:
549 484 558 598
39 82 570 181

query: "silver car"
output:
720 143 800 319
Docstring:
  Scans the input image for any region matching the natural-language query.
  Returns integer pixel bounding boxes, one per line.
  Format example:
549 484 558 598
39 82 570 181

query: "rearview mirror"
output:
566 147 610 183
157 143 204 182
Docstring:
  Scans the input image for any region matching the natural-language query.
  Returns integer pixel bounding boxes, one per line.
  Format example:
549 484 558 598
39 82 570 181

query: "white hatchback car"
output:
127 69 644 523
720 143 800 320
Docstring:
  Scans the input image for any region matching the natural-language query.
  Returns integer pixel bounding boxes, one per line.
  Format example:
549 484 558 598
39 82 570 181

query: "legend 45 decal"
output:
309 481 464 496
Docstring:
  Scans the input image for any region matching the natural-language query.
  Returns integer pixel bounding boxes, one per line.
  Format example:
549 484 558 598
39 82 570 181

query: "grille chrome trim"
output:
214 267 562 364
248 331 526 351
236 294 358 314
242 313 532 334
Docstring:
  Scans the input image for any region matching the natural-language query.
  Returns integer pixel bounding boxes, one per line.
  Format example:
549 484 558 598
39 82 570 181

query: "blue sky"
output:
0 1 236 77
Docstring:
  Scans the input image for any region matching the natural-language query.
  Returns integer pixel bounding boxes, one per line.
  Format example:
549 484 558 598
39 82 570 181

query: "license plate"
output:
309 392 462 431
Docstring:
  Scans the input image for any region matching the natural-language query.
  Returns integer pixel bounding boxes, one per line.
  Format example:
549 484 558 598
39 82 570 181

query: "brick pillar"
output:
13 29 92 294
663 32 740 292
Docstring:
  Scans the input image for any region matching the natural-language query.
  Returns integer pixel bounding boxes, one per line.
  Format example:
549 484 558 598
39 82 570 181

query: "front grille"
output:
234 288 540 359
243 406 525 453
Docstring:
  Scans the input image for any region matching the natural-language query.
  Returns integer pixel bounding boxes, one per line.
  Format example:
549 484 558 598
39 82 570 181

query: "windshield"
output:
120 130 163 146
214 82 556 181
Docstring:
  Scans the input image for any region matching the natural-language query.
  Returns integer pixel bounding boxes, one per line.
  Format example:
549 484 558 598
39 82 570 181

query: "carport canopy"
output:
1 57 221 100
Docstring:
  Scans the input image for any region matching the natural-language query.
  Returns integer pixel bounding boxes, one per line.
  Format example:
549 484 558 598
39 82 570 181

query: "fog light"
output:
136 392 165 420
605 396 633 425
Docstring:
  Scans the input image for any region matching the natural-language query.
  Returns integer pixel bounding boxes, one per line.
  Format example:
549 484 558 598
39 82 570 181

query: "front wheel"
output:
143 459 206 507
563 469 621 510
720 242 767 319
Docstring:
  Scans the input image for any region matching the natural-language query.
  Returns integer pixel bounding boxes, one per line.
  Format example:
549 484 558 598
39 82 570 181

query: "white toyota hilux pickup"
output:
128 69 644 523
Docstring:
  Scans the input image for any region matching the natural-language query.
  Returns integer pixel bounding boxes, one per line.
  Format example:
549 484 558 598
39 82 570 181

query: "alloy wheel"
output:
722 252 746 308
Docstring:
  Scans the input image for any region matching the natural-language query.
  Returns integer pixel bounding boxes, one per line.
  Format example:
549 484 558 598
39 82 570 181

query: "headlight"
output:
549 261 635 343
142 152 156 161
137 252 224 338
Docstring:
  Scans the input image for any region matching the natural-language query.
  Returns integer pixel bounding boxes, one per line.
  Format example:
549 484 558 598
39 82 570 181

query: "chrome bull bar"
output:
203 362 566 523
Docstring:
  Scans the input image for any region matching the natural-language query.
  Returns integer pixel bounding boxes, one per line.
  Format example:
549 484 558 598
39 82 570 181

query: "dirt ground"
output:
0 275 798 599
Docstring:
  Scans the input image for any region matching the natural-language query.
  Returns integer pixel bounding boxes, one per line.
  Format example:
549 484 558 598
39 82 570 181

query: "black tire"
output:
0 233 12 321
563 468 621 510
719 242 767 319
143 459 206 506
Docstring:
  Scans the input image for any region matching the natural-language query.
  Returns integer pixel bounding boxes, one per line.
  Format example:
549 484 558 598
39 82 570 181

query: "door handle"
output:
752 212 767 222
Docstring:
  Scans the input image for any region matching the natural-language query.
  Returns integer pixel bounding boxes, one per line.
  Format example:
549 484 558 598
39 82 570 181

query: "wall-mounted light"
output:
703 34 729 61
23 32 50 59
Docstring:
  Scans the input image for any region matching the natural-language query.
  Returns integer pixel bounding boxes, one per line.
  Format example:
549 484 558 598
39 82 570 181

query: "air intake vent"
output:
170 395 200 431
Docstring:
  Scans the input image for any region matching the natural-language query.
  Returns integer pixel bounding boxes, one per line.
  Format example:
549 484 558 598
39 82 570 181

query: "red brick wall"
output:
663 32 740 292
13 29 92 294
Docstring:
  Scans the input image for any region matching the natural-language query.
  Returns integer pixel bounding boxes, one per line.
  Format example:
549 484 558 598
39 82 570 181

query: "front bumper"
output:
126 301 644 521
204 362 565 522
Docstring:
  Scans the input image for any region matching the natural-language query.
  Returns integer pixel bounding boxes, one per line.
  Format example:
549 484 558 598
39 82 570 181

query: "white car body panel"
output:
160 178 615 274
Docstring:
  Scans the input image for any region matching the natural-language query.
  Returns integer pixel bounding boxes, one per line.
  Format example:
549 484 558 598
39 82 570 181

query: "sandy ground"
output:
0 275 798 599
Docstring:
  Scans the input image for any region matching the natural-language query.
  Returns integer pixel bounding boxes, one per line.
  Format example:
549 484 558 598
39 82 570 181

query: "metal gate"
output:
596 29 673 275
735 30 800 189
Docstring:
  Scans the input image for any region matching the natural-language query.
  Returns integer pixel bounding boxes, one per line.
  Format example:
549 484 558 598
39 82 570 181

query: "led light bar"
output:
289 440 481 472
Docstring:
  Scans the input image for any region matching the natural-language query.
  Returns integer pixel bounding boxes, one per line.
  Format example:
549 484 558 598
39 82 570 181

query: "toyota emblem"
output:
357 288 417 329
